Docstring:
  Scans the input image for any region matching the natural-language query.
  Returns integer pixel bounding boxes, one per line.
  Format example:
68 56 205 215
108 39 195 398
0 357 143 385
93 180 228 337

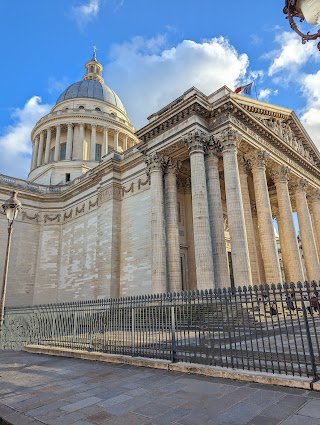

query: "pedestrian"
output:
303 296 312 315
286 295 295 311
270 302 277 316
311 292 319 314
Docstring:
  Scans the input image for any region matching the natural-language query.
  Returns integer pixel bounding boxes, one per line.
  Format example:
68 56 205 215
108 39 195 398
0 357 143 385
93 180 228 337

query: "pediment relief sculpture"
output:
255 117 317 166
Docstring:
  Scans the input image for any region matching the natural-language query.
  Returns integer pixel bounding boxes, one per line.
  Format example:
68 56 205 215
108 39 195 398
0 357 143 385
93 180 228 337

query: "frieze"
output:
44 214 61 223
98 185 122 205
89 198 99 209
137 176 150 190
21 211 40 223
75 203 85 216
122 182 134 196
63 210 73 221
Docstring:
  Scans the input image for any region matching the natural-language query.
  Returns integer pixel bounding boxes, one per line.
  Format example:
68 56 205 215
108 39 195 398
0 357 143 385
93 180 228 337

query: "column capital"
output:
247 149 269 170
164 158 181 176
145 152 164 175
205 137 221 159
56 124 61 129
79 122 85 127
67 123 73 128
238 156 250 175
291 178 308 194
184 130 208 155
269 165 291 184
214 128 241 153
91 124 97 129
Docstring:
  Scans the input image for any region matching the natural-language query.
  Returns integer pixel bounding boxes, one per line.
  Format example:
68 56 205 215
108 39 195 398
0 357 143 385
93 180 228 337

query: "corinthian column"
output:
270 166 304 283
145 153 167 293
248 150 282 284
205 140 230 288
90 124 97 161
54 125 61 162
309 190 320 259
37 132 44 167
44 128 51 164
293 180 320 282
114 130 119 152
218 129 252 287
102 127 108 157
78 123 85 160
184 178 197 290
31 136 39 170
164 158 182 292
185 130 215 290
238 158 261 285
66 123 74 160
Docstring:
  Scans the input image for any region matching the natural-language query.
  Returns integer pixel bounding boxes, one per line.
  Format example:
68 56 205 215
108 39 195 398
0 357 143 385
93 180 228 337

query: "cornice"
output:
136 97 211 142
212 99 320 184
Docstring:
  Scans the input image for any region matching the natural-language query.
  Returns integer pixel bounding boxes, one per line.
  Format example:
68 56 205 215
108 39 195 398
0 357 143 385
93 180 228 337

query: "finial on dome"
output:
83 47 104 84
92 45 98 61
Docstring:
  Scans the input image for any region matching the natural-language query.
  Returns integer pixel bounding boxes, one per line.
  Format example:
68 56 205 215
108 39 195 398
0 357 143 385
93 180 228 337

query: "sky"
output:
0 0 319 179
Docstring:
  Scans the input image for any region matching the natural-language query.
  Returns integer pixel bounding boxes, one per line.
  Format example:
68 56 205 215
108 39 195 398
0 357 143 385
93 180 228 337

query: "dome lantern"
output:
83 46 104 84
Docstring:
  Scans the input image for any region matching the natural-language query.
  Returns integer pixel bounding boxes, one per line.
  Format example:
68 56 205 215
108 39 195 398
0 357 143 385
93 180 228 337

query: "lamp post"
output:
0 191 22 330
284 0 320 50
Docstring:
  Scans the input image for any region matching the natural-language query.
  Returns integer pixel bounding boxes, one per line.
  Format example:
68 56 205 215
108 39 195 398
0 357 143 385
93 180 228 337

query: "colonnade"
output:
147 128 320 293
30 123 135 171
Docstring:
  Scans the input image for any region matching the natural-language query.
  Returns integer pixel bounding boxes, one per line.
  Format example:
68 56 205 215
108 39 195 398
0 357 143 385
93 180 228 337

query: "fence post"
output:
171 306 177 363
301 296 319 383
131 307 135 357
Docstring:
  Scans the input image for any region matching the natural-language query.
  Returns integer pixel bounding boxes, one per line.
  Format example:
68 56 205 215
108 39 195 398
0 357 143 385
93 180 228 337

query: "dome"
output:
55 80 126 114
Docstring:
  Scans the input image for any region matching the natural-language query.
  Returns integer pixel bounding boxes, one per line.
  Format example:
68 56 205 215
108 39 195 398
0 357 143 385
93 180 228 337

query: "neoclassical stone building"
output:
1 52 320 307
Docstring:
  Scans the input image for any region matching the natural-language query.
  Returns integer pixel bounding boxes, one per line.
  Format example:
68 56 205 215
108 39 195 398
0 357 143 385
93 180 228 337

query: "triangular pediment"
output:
231 94 320 168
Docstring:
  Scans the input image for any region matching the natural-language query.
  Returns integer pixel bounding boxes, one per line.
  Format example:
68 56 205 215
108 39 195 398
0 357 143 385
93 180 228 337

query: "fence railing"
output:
1 282 320 380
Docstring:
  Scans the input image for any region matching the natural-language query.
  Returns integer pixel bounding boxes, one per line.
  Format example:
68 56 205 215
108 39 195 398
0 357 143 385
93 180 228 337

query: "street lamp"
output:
284 0 320 50
0 191 22 330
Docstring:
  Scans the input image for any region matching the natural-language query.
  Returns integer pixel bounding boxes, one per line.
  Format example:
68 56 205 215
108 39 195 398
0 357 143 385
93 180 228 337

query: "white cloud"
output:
258 88 278 102
0 97 51 179
106 36 249 128
268 31 316 77
72 0 100 28
300 71 320 148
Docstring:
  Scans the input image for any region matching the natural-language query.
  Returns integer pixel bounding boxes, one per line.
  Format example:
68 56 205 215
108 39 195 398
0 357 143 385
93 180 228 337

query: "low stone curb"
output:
23 344 317 391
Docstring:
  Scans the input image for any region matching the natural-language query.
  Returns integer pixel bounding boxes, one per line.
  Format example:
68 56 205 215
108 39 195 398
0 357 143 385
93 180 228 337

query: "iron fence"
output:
1 282 320 381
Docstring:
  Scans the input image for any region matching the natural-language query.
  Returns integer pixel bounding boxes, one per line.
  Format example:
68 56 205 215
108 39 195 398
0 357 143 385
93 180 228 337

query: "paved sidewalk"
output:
0 352 320 425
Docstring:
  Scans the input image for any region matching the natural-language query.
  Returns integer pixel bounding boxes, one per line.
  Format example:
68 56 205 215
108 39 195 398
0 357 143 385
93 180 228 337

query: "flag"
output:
234 82 253 95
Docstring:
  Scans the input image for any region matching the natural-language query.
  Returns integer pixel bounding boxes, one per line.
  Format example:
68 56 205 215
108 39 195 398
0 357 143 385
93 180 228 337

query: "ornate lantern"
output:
284 0 320 50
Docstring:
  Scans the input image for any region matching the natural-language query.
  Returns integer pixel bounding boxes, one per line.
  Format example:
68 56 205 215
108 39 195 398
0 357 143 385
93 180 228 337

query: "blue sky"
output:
0 0 319 179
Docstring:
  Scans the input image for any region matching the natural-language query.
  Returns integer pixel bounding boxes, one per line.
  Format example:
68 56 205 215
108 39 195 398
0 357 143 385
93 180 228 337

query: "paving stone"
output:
1 411 36 425
152 407 190 424
86 411 113 424
61 396 103 413
280 414 320 425
96 394 133 409
297 399 320 418
103 412 152 425
216 389 284 425
42 411 85 425
246 415 282 425
0 403 16 418
26 400 68 417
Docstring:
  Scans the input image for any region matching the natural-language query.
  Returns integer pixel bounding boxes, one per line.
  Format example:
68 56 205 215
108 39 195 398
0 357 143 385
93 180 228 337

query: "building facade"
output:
1 53 320 307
